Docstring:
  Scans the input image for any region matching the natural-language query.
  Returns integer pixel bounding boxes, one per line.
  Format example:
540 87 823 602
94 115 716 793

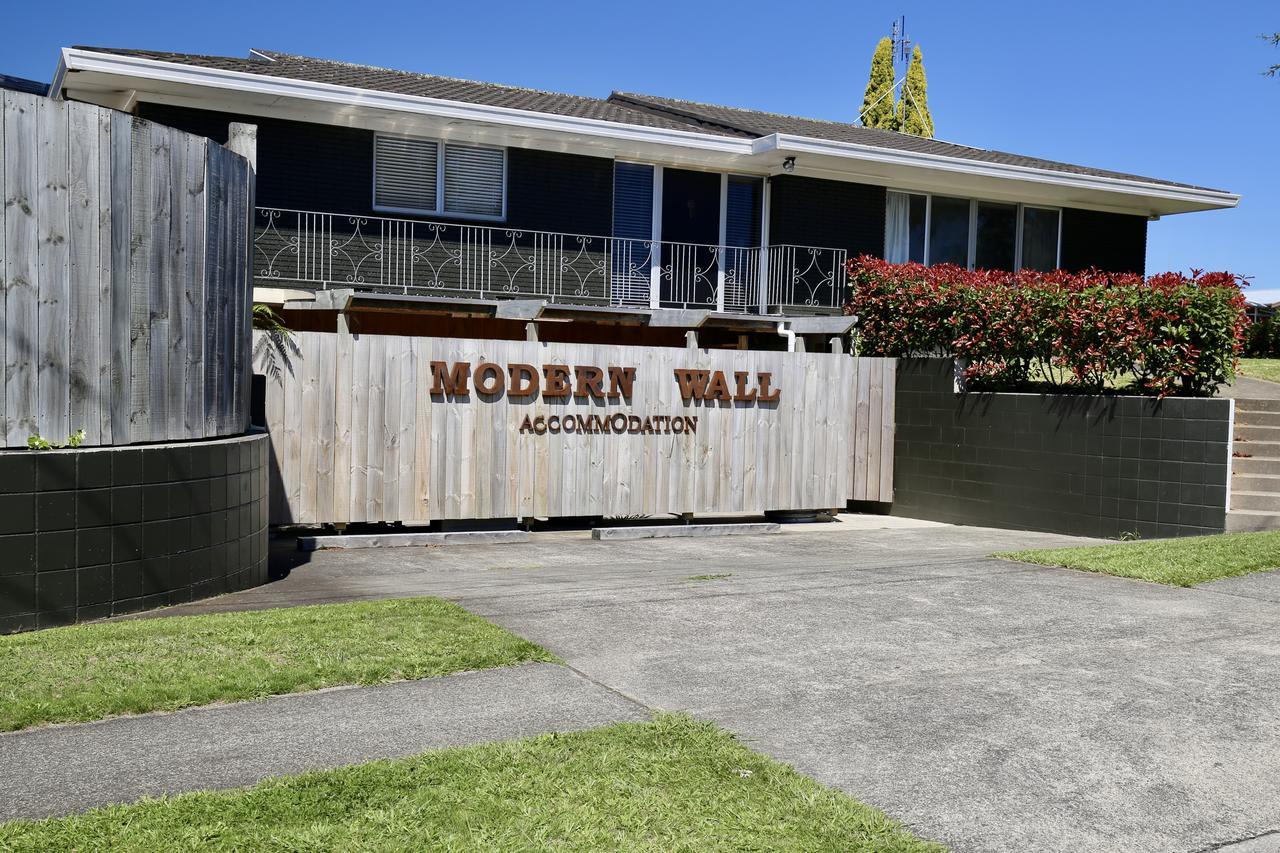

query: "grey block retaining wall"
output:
890 358 1232 538
0 433 270 633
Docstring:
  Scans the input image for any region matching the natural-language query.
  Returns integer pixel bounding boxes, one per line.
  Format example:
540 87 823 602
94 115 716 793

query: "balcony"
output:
253 208 847 315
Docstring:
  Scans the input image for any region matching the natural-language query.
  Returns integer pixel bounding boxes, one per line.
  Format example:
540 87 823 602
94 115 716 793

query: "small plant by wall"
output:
27 430 86 451
845 257 1247 397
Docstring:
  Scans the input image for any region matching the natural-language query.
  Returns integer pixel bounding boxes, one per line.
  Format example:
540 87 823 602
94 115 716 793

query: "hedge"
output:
844 257 1248 397
1246 314 1280 357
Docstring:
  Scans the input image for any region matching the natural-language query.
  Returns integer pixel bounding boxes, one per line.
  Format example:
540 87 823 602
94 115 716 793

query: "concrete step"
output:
1235 408 1280 427
1235 424 1280 443
1226 509 1280 532
1231 440 1280 461
1232 456 1280 476
1231 472 1280 493
1233 397 1280 414
1230 490 1280 512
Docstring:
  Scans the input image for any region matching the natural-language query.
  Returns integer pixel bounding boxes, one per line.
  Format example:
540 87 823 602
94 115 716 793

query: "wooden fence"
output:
259 330 895 524
0 91 253 448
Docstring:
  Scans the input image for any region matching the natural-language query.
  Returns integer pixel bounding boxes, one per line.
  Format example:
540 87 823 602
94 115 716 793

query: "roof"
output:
607 92 1214 192
66 47 1225 195
0 74 48 96
70 47 727 137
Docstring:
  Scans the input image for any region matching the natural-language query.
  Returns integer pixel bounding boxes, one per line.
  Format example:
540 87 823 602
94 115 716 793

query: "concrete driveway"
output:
160 518 1280 853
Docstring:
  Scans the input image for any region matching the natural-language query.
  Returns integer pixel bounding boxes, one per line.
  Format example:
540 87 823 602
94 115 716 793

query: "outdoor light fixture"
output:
782 156 796 173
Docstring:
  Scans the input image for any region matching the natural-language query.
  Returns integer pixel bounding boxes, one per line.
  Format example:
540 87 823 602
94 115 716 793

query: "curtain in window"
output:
884 191 911 263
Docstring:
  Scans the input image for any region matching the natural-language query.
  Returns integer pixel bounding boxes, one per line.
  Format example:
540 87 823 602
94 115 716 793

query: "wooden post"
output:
526 322 539 343
226 123 257 172
830 336 842 354
685 330 698 350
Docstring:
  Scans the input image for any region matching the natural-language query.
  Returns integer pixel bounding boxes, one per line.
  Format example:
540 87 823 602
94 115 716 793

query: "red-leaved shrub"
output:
844 257 1247 397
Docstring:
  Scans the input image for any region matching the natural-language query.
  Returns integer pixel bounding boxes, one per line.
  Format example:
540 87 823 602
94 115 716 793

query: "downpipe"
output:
776 322 796 353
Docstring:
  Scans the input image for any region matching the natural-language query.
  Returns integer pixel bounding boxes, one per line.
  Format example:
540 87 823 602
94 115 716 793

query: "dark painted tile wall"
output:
891 358 1230 538
0 435 270 634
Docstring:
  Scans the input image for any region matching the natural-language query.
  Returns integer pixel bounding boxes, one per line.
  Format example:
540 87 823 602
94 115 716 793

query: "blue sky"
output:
5 0 1277 298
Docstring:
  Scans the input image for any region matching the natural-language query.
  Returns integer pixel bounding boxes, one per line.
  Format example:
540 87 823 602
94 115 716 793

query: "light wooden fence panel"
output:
259 331 895 524
0 92 253 447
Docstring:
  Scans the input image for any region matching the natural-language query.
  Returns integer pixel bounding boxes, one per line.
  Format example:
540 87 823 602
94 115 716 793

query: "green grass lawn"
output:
997 530 1280 587
1239 358 1280 384
0 715 940 852
0 598 556 732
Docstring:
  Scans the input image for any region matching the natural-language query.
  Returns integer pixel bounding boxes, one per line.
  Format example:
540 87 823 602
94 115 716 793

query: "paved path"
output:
1222 375 1280 400
0 662 647 821
11 517 1280 852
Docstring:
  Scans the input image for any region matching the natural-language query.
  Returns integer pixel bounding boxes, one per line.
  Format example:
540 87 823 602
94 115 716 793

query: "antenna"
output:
891 16 914 132
891 16 911 73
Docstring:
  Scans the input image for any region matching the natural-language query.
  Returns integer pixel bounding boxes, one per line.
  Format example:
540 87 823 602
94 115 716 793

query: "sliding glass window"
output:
885 191 1061 272
1020 206 1061 271
928 196 971 267
975 202 1017 271
884 192 927 263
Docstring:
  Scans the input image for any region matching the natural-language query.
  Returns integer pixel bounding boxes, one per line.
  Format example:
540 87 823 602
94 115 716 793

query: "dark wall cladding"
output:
137 103 614 236
1060 208 1148 274
0 433 270 633
891 358 1231 538
767 175 886 255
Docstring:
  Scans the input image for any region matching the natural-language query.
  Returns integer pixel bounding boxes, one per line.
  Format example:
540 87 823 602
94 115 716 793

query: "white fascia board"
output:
48 52 69 100
753 133 1240 211
60 48 754 156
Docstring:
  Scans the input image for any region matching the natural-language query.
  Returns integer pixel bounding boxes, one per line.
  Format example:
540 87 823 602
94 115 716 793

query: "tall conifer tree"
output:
860 38 897 130
900 45 935 138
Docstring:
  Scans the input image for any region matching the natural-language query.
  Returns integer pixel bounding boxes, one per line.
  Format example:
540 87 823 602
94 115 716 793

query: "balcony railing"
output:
254 208 847 314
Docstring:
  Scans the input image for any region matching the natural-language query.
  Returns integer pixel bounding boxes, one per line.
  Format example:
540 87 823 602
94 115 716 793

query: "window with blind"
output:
373 134 505 219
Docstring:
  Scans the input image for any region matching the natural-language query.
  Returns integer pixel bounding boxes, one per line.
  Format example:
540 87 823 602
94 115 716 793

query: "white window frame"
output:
886 189 1061 271
372 132 507 222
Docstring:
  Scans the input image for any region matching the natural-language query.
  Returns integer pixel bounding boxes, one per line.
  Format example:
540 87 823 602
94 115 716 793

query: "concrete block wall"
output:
0 433 270 633
891 358 1232 538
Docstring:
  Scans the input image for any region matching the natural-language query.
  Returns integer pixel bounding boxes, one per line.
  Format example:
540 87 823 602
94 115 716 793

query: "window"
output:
373 134 505 220
885 191 1061 271
975 202 1017 271
1020 206 1060 271
884 192 926 263
928 196 970 267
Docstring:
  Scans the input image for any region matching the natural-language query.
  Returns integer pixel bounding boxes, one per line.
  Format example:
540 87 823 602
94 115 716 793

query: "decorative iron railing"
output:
253 208 846 313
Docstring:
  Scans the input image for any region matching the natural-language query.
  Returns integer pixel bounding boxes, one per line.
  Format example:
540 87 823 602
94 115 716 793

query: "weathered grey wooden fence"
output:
0 91 253 448
258 330 895 524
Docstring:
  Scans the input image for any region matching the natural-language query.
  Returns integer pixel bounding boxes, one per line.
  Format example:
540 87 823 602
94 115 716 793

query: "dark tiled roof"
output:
72 47 730 136
608 92 1216 192
72 47 1222 193
0 74 49 96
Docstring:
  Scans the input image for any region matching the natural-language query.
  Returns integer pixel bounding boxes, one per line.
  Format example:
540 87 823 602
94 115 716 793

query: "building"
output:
50 47 1237 350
